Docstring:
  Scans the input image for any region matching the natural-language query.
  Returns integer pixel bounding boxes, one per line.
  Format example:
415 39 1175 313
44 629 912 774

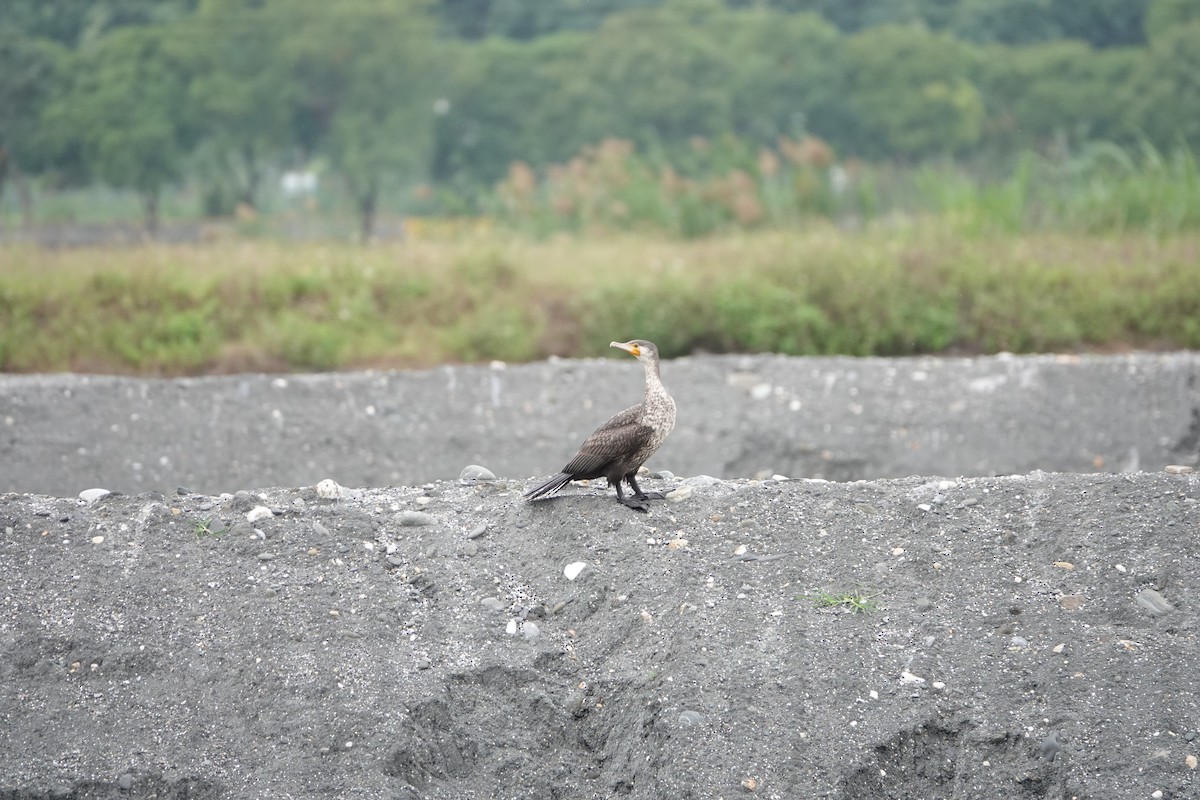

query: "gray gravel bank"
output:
2 352 1198 497
1 469 1197 798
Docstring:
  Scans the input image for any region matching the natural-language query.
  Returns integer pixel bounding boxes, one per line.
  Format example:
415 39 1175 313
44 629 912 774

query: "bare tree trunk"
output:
0 148 8 234
358 182 377 243
15 167 34 230
142 189 160 239
240 143 261 209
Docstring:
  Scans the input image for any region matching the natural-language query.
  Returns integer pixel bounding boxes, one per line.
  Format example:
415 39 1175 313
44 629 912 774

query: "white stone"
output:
666 485 694 503
246 506 273 522
79 488 111 503
563 562 587 581
316 479 344 500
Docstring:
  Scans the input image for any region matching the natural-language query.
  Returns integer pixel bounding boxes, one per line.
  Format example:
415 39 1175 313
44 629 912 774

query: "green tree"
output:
284 0 440 241
178 0 293 213
952 0 1149 47
483 0 662 39
979 41 1140 153
47 25 197 234
1129 20 1200 150
844 24 984 159
578 1 734 148
1145 0 1200 41
0 0 198 46
0 29 66 225
726 10 845 143
432 34 593 186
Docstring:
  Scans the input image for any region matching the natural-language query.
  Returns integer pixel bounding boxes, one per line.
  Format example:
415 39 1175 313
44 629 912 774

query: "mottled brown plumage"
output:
524 339 676 511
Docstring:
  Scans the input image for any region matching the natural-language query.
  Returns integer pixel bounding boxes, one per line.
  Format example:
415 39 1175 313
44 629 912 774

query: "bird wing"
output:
562 417 654 476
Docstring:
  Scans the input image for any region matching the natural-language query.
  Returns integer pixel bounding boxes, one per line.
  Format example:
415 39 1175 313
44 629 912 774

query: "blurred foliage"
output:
0 0 1196 238
2 229 1198 373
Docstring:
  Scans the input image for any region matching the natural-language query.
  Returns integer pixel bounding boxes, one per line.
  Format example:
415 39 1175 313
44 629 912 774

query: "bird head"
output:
610 340 658 361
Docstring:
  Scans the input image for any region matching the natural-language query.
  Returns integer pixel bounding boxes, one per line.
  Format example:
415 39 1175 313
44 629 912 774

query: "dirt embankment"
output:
1 352 1198 798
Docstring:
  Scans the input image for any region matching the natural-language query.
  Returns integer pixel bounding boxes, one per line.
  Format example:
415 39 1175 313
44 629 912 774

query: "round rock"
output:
396 510 435 527
460 465 497 482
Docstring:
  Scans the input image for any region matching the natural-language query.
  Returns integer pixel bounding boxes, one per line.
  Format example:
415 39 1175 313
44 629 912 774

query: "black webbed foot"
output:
625 475 663 504
620 496 651 512
615 481 651 511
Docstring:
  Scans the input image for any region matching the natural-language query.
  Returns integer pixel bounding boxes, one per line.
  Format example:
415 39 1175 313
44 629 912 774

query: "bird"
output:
524 339 676 512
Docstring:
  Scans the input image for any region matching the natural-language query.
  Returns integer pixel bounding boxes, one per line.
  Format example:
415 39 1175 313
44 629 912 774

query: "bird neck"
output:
642 359 667 398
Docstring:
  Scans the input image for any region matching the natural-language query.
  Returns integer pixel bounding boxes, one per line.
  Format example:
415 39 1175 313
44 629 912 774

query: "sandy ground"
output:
1 353 1198 798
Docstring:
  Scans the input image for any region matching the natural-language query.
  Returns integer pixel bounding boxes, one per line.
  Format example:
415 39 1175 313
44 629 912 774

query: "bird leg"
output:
613 480 650 512
626 474 664 501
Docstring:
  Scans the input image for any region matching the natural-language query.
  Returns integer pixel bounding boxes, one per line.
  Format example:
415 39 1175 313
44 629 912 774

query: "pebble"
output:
666 485 694 503
522 621 540 640
1040 732 1061 761
78 488 111 503
480 597 505 611
565 691 587 716
396 511 435 527
316 479 345 499
246 506 274 522
915 597 935 612
1011 635 1029 648
415 658 432 671
563 562 587 581
1164 464 1194 474
650 470 675 480
1136 589 1174 617
681 475 724 487
117 774 133 790
229 491 262 512
1151 791 1162 799
466 523 488 540
1186 754 1197 770
900 671 925 685
257 552 275 561
460 465 496 482
917 503 932 512
1059 595 1084 611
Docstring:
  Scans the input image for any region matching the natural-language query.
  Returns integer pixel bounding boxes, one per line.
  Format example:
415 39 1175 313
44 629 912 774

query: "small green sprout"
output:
802 588 880 614
193 517 226 539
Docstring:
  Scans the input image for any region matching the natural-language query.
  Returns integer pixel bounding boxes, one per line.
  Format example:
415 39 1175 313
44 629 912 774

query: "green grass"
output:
193 518 226 539
802 588 880 614
2 225 1198 375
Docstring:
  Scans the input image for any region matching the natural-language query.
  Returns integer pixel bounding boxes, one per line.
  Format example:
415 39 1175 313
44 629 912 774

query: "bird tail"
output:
524 472 574 501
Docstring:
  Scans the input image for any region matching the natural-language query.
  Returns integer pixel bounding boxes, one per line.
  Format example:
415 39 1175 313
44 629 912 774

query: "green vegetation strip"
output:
3 227 1197 375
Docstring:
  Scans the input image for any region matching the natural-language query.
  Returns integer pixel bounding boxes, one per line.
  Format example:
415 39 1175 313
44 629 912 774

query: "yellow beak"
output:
610 340 640 357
